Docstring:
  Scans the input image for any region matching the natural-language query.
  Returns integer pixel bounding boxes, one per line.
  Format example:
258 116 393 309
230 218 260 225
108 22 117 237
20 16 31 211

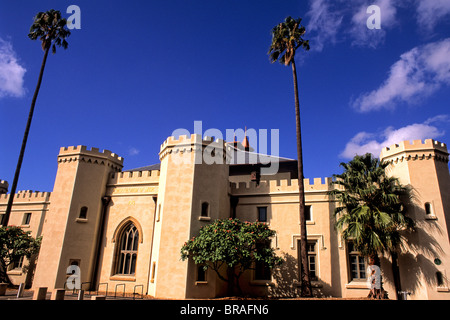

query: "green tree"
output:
0 226 41 284
2 10 70 226
328 153 415 298
180 218 282 296
268 16 311 297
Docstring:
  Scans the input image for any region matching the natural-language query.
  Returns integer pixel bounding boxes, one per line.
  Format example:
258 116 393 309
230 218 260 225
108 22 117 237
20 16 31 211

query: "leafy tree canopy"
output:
0 226 41 283
181 218 282 294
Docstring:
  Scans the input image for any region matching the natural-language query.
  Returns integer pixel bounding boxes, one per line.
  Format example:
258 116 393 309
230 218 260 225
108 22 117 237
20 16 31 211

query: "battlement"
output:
230 177 333 195
380 139 449 161
160 134 227 152
159 134 232 162
58 145 124 165
0 190 51 202
109 170 160 185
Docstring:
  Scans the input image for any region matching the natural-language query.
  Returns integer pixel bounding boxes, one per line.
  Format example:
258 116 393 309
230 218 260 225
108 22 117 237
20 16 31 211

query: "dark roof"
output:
227 145 294 165
124 163 161 172
123 145 296 177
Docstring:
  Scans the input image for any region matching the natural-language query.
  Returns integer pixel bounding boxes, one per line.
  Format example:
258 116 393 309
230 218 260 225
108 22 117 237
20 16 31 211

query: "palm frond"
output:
28 9 70 53
328 153 415 257
268 16 309 66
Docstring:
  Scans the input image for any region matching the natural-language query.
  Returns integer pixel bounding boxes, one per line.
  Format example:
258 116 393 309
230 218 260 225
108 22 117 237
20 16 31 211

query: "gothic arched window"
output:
115 223 139 275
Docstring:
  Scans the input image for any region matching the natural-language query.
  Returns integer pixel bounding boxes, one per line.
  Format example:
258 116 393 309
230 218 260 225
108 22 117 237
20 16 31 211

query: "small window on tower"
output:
425 203 432 215
258 207 267 222
22 212 32 226
424 202 436 220
201 202 209 217
79 206 88 220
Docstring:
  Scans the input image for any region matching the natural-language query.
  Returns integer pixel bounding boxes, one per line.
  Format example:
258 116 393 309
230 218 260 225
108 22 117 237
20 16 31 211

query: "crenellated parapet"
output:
108 170 160 186
0 190 51 202
380 139 449 164
230 177 333 195
58 145 124 171
159 134 231 162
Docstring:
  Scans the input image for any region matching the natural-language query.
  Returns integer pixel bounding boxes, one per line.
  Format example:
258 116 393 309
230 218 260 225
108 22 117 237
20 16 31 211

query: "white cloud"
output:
305 0 344 52
128 147 140 156
0 38 26 98
340 115 448 159
305 0 448 52
305 0 399 51
416 0 450 31
351 38 450 112
349 0 398 48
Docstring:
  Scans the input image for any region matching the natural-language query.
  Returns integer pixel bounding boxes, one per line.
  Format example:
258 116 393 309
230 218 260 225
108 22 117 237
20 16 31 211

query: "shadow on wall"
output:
400 216 445 294
268 252 334 298
379 199 446 296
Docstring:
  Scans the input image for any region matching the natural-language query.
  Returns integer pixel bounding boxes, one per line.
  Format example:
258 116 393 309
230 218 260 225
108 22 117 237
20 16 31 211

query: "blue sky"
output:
1 0 449 192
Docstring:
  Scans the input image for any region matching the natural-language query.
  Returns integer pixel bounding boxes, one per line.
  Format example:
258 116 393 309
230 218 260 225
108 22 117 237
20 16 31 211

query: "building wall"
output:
96 169 159 295
1 138 449 300
0 191 49 286
380 139 450 300
31 146 123 290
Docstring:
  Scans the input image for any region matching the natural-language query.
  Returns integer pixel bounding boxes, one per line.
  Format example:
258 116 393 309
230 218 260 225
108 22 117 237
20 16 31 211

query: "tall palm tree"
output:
329 153 415 299
268 16 311 297
2 10 70 226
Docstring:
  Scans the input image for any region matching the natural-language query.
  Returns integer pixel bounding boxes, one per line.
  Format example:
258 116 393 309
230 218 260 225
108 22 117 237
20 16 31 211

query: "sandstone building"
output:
0 135 449 300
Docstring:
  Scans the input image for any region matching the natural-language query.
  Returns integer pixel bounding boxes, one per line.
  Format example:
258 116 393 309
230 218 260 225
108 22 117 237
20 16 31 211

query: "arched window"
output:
115 223 139 275
79 206 88 219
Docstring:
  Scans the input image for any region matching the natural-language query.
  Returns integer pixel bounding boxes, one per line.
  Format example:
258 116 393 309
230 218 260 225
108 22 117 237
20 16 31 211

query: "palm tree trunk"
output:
1 46 50 226
291 59 312 297
391 251 402 300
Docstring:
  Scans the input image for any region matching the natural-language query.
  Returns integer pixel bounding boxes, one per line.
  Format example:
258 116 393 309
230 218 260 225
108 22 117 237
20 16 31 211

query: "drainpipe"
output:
90 195 111 291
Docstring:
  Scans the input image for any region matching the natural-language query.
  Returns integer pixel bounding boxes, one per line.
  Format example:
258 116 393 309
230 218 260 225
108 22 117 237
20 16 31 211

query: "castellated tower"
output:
148 134 231 299
32 146 123 290
380 139 450 300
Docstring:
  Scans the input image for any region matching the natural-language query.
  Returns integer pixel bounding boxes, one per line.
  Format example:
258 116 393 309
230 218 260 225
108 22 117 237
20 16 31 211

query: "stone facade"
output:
0 136 449 300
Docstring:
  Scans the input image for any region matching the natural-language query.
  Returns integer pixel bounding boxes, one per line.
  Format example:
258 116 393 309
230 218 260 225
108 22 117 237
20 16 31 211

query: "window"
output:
201 202 209 217
305 205 312 221
257 207 267 222
436 272 444 287
9 256 24 270
298 240 318 281
197 265 207 282
79 206 88 219
347 241 366 280
255 261 271 281
254 241 271 281
22 212 32 225
307 242 318 281
425 203 433 215
115 223 139 275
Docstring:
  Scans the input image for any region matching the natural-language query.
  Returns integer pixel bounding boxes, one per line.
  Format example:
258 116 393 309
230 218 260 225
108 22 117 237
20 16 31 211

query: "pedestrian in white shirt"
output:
367 256 381 299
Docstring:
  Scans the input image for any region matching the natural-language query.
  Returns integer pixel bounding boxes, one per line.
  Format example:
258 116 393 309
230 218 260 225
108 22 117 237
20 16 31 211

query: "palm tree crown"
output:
28 9 70 53
268 16 310 66
329 153 415 257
